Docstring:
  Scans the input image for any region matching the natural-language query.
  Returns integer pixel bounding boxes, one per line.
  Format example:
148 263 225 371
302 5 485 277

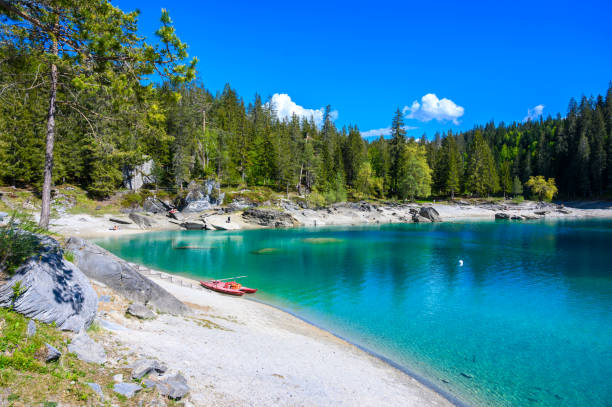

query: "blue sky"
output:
116 0 612 139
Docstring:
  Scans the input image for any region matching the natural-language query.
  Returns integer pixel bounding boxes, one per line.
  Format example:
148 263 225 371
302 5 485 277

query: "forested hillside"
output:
1 1 611 209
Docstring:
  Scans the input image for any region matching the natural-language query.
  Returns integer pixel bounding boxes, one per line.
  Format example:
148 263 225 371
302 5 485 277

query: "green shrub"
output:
512 195 524 203
63 250 74 263
0 212 45 275
307 191 326 208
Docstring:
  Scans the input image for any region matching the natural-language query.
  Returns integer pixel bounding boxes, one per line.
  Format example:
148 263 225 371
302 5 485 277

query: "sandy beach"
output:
93 268 454 407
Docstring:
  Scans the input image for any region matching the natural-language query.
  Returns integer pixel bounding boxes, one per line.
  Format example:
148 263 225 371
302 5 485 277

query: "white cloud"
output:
523 104 545 122
361 125 418 138
403 93 464 125
268 93 337 127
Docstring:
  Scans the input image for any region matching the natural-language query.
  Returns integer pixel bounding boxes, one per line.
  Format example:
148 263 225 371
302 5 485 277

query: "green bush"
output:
0 212 45 275
307 191 326 208
512 195 525 203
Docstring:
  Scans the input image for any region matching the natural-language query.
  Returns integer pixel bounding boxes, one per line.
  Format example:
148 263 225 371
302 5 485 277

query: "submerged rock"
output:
0 234 97 332
66 237 189 315
412 214 432 223
68 332 106 364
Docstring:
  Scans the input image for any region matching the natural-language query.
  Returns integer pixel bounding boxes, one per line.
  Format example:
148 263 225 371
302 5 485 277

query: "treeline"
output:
1 3 611 203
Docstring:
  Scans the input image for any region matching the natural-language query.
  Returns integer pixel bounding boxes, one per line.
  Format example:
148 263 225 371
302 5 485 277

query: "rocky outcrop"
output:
495 212 511 220
143 197 172 214
180 221 206 230
68 332 106 364
419 207 441 222
66 237 189 315
177 179 225 213
0 234 97 332
129 212 154 229
242 208 300 228
123 159 156 191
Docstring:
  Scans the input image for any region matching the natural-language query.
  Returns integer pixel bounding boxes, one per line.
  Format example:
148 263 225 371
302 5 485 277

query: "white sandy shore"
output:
95 270 454 407
48 200 612 239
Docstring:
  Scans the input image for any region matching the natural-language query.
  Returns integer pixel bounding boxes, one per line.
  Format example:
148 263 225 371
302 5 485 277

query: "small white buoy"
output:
459 260 464 267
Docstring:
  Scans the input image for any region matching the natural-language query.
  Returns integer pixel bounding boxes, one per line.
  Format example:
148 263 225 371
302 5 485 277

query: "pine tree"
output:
389 108 406 196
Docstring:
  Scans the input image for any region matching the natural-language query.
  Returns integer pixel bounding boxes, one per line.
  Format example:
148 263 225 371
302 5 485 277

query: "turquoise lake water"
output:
95 219 612 406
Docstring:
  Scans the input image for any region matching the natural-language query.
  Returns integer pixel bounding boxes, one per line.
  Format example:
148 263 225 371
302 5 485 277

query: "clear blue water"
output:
95 219 612 406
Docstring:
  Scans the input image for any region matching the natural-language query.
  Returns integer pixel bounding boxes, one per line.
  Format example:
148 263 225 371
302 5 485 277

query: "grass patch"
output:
0 308 160 406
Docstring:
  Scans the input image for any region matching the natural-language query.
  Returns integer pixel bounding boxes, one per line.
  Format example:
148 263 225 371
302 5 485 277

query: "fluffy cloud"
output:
403 93 464 125
269 93 337 127
523 104 545 122
361 125 418 138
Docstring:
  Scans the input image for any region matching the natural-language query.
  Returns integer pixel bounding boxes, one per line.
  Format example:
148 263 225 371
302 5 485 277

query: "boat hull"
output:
239 287 257 293
200 281 244 296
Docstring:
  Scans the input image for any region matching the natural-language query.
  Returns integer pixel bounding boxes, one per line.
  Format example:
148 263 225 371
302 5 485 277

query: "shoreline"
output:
245 296 469 407
47 200 612 239
94 262 457 406
110 260 463 406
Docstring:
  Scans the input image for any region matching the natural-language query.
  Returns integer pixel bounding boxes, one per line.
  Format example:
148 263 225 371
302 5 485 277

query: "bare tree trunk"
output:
39 30 58 228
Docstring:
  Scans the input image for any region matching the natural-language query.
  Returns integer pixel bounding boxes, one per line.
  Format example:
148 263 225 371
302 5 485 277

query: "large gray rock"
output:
129 212 153 229
157 373 190 400
242 208 300 228
66 237 189 315
113 382 142 398
0 234 97 332
179 179 225 213
419 207 441 222
180 221 205 230
412 214 432 223
123 159 156 191
126 303 156 319
144 197 171 214
68 332 106 364
495 212 511 219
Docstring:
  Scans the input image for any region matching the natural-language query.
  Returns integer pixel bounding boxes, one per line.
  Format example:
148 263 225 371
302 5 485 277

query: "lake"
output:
95 219 612 406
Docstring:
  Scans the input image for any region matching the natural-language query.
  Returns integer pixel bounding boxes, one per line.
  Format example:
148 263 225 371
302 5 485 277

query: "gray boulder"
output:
157 373 190 400
495 212 511 220
412 214 432 223
126 303 156 319
113 382 142 398
242 208 300 228
42 343 61 362
144 197 170 214
129 212 153 229
65 237 189 315
419 207 441 222
68 332 106 364
0 234 97 332
131 359 167 379
26 319 36 337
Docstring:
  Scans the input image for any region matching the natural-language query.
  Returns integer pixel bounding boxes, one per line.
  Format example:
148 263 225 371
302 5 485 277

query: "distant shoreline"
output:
47 199 612 239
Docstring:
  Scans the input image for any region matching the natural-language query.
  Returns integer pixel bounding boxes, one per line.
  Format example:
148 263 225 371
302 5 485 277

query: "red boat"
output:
200 280 244 296
239 286 258 294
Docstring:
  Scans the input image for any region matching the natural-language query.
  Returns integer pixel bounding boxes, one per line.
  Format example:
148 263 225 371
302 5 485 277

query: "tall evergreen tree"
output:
389 108 406 196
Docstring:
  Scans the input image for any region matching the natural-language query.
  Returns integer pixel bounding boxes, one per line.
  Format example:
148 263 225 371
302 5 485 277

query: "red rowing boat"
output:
200 280 244 296
200 280 258 295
